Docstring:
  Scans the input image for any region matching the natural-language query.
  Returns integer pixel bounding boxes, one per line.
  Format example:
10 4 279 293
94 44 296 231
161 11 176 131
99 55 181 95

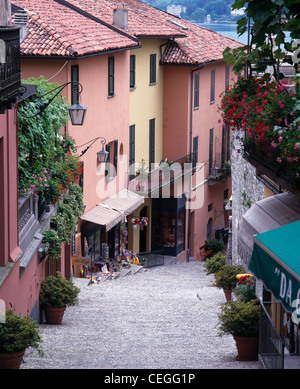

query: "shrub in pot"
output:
39 272 80 324
204 252 226 275
0 309 43 369
233 274 256 303
205 239 225 253
213 265 245 302
217 299 260 361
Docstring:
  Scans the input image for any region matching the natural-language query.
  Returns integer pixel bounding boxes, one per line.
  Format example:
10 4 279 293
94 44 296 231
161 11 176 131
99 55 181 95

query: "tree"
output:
223 0 300 77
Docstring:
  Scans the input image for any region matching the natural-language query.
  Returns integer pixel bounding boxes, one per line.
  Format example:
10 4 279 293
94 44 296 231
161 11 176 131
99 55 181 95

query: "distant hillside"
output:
141 0 244 22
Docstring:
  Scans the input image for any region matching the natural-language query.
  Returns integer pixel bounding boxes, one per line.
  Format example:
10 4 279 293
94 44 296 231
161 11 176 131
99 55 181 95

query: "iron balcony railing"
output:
128 153 194 195
0 27 21 112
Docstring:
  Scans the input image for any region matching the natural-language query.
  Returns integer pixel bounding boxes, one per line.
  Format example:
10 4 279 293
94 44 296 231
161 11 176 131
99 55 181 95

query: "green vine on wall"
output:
17 77 85 261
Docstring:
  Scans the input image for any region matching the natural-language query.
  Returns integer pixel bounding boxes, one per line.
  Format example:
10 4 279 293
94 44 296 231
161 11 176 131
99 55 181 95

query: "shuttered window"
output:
71 65 79 105
130 55 136 89
193 136 198 169
129 125 135 179
209 128 214 171
149 119 155 170
108 56 115 97
194 73 199 109
210 69 215 103
150 54 156 84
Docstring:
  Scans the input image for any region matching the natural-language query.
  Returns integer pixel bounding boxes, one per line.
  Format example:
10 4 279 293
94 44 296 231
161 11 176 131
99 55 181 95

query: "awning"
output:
80 204 122 231
248 220 300 314
80 189 144 231
238 192 300 266
101 188 144 217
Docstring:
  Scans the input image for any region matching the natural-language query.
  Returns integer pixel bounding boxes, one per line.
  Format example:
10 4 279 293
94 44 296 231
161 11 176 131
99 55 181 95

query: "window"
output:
193 136 198 169
150 54 156 84
224 189 229 201
194 73 199 109
79 161 84 191
108 56 115 97
129 125 135 179
130 55 136 89
71 65 79 105
209 128 214 171
105 140 118 182
208 203 213 212
149 119 155 170
210 69 215 103
225 65 230 89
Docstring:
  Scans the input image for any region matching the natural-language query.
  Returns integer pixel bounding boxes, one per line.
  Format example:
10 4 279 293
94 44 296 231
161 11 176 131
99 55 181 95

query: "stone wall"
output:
230 130 264 267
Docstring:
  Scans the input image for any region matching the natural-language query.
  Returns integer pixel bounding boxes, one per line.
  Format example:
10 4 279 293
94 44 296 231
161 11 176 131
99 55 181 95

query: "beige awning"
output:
238 192 300 266
101 188 144 217
80 204 123 231
80 189 144 231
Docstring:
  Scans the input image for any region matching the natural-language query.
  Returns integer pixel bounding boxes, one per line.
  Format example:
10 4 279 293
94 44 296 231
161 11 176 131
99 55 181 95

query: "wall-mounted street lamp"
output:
18 81 87 126
77 136 109 163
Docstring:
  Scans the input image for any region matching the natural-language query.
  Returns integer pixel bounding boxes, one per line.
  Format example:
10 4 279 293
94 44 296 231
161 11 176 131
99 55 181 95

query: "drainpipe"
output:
186 65 203 262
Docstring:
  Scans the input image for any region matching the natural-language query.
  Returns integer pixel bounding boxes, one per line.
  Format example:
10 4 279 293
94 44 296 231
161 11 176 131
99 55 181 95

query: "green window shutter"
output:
150 54 156 84
194 73 199 109
193 136 198 168
71 65 79 105
114 140 118 176
149 119 155 170
130 55 136 89
210 69 215 103
105 143 111 182
108 57 115 97
129 125 135 178
209 128 214 171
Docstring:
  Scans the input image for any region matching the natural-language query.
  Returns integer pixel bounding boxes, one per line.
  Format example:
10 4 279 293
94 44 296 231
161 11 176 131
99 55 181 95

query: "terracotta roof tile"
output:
63 0 243 64
12 0 242 63
12 0 140 57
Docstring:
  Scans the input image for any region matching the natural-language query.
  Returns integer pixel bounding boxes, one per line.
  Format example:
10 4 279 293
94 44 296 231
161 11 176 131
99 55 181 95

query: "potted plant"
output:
0 309 43 369
205 239 225 254
204 252 226 275
213 264 245 302
217 299 260 361
233 274 256 303
39 272 80 324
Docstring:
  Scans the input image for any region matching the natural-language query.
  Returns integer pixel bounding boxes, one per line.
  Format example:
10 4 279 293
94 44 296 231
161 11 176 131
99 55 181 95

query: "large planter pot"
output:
44 306 66 324
223 289 232 303
233 336 259 361
0 350 25 369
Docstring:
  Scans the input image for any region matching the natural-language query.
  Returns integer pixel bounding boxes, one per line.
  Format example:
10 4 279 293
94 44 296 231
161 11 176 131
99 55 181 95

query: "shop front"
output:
238 192 300 369
74 189 144 282
151 195 186 257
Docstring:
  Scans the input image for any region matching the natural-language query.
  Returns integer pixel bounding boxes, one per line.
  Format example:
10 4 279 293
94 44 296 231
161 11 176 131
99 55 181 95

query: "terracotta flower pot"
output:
233 336 259 361
44 306 66 324
0 350 25 369
223 289 232 302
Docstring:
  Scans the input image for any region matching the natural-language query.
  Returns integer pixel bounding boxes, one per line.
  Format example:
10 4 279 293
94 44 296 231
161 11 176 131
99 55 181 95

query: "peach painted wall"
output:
21 50 131 212
163 61 236 257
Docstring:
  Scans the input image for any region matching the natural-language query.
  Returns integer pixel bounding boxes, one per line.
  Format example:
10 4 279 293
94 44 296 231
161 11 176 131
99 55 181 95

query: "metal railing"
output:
138 250 164 268
0 27 21 111
128 153 193 195
259 302 286 369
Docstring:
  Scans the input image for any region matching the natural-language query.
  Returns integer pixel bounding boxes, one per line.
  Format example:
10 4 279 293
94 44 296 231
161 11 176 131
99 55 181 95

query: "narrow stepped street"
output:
21 260 258 370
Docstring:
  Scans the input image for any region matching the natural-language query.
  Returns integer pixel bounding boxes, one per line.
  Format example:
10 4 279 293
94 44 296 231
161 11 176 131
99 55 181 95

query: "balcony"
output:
207 158 231 185
243 136 300 197
18 194 55 275
0 27 21 113
128 153 194 196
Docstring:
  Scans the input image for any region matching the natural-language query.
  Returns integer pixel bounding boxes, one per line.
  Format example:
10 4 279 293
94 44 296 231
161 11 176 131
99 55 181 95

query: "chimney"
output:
0 0 11 26
113 8 128 31
14 9 28 43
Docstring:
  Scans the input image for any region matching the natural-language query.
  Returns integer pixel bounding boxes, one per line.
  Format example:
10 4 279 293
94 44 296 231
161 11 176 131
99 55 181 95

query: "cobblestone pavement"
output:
21 260 258 369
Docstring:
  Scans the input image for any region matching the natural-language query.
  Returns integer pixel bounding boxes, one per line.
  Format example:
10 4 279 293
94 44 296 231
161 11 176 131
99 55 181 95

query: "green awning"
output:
249 220 300 313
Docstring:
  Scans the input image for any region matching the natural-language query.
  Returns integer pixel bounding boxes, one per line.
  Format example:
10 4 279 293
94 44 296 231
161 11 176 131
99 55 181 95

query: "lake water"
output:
197 22 248 44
